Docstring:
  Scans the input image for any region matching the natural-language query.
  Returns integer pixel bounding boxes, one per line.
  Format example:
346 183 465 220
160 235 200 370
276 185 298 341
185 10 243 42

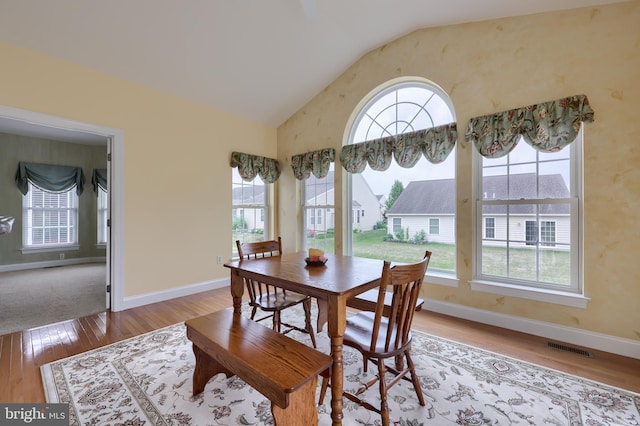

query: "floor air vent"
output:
547 341 593 358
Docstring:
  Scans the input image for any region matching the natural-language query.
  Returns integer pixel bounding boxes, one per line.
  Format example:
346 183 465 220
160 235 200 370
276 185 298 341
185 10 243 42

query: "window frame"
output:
485 217 496 239
302 164 335 253
232 168 271 257
428 218 440 235
471 132 587 308
22 182 79 252
97 186 108 246
343 77 458 285
392 217 402 235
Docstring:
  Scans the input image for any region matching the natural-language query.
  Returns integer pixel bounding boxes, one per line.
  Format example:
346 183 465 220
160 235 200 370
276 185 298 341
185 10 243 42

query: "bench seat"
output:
186 309 332 425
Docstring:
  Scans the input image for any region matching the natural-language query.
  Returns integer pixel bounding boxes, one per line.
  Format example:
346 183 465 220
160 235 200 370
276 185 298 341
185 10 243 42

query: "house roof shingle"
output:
387 173 570 215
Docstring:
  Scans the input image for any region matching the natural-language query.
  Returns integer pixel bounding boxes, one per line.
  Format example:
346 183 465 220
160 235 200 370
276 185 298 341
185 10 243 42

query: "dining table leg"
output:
327 296 347 425
316 299 328 332
230 269 244 314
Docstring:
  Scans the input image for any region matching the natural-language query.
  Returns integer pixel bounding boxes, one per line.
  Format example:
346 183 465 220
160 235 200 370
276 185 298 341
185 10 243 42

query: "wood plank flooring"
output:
1 287 639 403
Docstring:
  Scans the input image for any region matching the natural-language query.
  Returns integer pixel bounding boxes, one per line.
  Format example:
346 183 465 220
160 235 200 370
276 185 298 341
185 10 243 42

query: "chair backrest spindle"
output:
370 251 431 354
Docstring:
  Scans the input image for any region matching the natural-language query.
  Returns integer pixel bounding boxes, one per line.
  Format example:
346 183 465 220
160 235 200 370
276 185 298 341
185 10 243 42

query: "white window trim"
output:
97 186 108 245
22 183 79 250
469 279 589 309
485 217 496 239
231 169 272 257
21 244 80 254
301 169 335 252
428 218 440 235
472 133 586 306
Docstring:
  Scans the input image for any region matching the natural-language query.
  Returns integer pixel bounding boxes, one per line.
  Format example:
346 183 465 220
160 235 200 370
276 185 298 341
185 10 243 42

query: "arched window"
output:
344 78 457 276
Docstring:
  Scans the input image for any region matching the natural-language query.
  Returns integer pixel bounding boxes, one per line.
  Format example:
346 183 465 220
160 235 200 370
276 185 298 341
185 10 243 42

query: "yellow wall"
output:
0 40 277 297
278 2 640 341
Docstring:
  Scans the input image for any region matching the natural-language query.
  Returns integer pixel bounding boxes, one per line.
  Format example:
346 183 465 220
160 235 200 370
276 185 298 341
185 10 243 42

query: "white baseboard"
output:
116 284 640 360
0 257 106 272
119 278 229 311
424 298 640 360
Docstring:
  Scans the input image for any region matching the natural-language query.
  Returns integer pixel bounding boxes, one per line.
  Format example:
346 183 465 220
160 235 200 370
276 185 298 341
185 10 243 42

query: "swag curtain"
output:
465 94 595 158
92 169 108 193
230 151 281 183
339 122 457 173
291 148 335 180
15 161 85 195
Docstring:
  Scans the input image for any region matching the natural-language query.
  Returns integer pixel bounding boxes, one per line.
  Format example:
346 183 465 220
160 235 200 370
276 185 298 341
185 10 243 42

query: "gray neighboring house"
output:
386 173 570 248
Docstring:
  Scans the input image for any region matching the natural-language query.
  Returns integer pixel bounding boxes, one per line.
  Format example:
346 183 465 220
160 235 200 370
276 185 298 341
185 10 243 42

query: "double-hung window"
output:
474 134 582 299
468 95 593 307
97 186 108 245
23 182 78 249
232 168 269 256
303 163 335 253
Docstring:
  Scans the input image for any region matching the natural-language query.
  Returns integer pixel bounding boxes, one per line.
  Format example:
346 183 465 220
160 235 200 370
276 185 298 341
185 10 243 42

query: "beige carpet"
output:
0 263 106 335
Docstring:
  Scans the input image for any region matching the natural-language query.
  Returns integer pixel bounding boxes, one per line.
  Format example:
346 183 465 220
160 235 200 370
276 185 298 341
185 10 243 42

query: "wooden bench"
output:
185 309 332 426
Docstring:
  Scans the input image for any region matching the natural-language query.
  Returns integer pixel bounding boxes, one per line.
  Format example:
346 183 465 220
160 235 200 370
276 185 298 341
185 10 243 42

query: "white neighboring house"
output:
304 171 385 232
232 185 266 232
386 173 570 248
232 172 385 234
386 178 456 244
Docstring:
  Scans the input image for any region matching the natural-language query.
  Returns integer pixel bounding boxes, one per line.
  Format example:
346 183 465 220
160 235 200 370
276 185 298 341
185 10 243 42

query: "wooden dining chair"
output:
318 251 431 426
236 237 317 348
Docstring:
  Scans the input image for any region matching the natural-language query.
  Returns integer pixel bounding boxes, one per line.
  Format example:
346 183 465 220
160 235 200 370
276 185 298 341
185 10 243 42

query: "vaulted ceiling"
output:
0 0 624 130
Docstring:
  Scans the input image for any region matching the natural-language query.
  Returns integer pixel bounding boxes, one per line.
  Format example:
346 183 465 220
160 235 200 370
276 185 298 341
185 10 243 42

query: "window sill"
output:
425 271 459 288
469 279 590 309
21 244 80 254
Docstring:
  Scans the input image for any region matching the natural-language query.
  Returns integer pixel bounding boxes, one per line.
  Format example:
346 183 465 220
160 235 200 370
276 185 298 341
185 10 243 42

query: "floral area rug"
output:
41 307 640 426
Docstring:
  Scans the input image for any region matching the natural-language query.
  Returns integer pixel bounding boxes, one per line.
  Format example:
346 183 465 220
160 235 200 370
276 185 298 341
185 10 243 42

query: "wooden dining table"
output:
224 251 384 426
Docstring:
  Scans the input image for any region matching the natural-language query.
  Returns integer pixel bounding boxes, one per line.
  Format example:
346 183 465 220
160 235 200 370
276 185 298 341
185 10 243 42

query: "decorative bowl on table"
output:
305 257 328 267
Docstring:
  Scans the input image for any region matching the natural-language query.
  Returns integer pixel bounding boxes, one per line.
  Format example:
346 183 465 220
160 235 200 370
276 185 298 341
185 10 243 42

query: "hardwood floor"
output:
1 287 639 403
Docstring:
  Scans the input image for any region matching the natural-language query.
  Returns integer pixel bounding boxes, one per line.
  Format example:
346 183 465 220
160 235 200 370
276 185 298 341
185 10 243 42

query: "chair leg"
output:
405 351 425 406
303 299 317 348
377 361 390 426
318 375 329 405
273 311 281 332
250 306 258 320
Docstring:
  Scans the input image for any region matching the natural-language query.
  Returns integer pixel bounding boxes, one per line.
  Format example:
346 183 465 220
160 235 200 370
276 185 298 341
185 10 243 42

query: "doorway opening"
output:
0 105 124 315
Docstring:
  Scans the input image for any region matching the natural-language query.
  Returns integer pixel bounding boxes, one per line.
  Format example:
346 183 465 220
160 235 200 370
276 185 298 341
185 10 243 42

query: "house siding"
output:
387 214 455 244
483 215 571 249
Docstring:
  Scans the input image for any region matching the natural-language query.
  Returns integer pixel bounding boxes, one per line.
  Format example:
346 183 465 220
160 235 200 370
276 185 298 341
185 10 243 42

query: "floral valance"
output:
92 168 108 193
465 94 595 158
339 122 457 173
230 151 281 183
291 148 335 180
15 161 85 195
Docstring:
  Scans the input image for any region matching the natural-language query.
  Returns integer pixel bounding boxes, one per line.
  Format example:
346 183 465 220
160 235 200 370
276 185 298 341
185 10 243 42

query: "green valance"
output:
340 122 457 173
465 94 595 158
15 161 85 195
291 148 335 180
92 168 108 193
230 151 281 183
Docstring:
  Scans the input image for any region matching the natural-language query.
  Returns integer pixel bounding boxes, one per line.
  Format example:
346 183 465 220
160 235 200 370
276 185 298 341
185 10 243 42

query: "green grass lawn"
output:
312 229 570 284
243 229 570 284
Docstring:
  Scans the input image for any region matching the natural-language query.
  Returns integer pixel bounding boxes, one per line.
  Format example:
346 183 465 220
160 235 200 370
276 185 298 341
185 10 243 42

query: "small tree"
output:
385 180 404 212
232 216 247 230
